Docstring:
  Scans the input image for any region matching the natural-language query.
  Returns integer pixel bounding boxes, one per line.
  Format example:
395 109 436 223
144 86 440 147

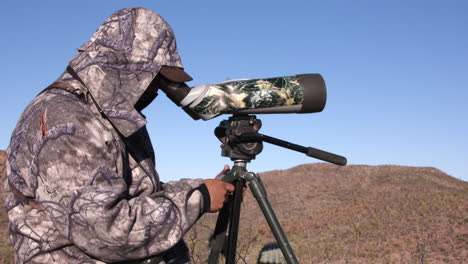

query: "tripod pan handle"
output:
306 147 347 166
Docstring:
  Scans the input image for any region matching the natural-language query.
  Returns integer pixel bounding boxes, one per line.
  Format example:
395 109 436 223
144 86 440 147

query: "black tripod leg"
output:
226 180 245 264
247 173 299 264
208 205 230 264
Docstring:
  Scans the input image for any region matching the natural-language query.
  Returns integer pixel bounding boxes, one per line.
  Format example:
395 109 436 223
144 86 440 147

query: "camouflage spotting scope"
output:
158 73 347 264
157 73 327 120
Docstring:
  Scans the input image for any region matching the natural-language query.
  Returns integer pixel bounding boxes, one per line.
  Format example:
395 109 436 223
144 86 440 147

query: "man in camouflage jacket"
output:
4 7 234 264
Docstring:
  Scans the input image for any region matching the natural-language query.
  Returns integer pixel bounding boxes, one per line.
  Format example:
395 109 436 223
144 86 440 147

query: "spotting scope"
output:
157 74 327 120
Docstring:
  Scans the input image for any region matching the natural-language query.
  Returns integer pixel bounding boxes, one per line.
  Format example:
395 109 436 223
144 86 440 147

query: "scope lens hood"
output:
297 74 327 113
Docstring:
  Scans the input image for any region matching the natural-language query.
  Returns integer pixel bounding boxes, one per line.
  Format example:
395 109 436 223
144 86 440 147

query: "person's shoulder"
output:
21 88 86 114
12 89 92 137
38 88 88 111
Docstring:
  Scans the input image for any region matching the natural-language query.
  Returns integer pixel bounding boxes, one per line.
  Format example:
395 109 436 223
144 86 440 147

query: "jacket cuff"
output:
196 184 211 214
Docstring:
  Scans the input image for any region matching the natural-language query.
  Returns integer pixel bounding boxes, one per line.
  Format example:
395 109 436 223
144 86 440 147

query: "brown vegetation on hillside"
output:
1 150 466 263
186 164 468 263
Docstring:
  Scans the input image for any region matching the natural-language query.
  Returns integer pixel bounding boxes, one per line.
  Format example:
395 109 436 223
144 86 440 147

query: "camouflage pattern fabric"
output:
192 76 304 116
4 7 205 264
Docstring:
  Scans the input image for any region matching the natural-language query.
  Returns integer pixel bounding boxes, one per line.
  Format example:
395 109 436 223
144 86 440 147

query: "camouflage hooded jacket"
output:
4 7 207 264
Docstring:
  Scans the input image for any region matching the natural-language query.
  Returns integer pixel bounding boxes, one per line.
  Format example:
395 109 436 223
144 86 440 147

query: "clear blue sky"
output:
1 0 467 181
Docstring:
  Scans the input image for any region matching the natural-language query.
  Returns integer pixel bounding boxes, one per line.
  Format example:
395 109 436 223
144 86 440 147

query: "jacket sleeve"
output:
33 97 207 262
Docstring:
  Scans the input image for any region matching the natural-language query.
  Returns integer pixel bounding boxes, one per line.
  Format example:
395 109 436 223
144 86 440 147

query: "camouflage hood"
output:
66 7 184 137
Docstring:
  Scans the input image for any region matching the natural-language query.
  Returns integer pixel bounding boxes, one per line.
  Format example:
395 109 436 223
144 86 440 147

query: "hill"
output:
1 150 467 263
186 163 468 263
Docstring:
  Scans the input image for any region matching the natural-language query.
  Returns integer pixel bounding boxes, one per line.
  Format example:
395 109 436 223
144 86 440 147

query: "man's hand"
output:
204 165 234 212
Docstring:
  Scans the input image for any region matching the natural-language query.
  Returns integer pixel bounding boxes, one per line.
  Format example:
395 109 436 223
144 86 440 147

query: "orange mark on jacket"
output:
40 113 46 137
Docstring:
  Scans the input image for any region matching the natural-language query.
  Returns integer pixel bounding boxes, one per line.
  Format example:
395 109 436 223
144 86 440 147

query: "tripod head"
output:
215 114 347 166
215 115 263 161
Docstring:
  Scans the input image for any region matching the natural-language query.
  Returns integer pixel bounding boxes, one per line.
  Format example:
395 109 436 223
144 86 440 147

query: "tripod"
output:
207 115 347 264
